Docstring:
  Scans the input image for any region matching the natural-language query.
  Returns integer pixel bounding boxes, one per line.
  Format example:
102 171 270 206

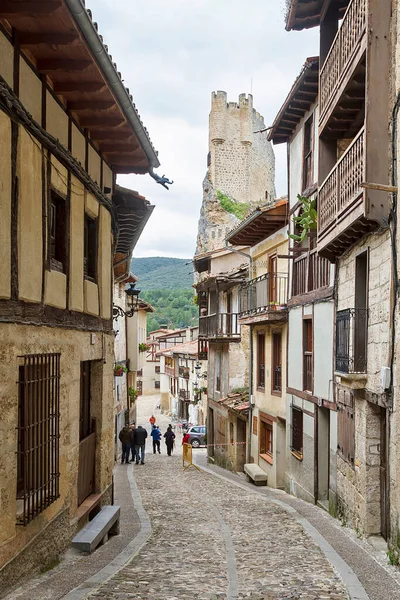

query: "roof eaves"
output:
65 0 160 169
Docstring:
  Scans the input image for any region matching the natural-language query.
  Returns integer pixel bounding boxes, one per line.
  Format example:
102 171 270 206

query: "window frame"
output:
271 331 282 395
84 214 98 282
302 115 314 193
257 332 265 390
303 317 313 393
291 406 303 458
259 412 274 463
49 188 67 273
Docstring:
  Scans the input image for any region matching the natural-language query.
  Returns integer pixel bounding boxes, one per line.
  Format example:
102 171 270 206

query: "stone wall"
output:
196 92 276 255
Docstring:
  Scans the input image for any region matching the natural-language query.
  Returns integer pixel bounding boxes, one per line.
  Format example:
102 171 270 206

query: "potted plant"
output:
114 363 128 376
201 386 208 395
128 387 139 403
139 343 151 352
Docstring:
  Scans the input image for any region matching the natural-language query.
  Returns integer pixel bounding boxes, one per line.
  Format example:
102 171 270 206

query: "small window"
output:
260 419 273 457
302 116 314 191
291 407 303 455
84 215 97 281
303 319 313 392
257 334 265 389
215 351 221 392
155 380 160 389
155 366 160 374
50 190 67 273
272 332 282 394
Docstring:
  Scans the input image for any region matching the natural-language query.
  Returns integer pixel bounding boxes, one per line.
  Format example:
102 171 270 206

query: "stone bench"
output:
72 505 120 553
244 463 268 486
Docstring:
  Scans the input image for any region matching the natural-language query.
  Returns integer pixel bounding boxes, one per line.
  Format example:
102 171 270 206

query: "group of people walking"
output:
118 415 177 465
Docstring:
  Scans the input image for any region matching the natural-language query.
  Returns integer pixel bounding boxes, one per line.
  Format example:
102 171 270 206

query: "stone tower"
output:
196 91 275 255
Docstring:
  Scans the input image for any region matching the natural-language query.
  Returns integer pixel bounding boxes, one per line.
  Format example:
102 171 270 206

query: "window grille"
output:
155 380 160 389
337 387 355 465
17 353 61 525
272 332 282 393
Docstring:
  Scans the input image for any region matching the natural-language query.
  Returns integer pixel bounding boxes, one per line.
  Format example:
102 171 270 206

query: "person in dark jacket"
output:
129 422 136 462
118 425 132 464
151 425 162 454
133 425 148 464
164 425 176 456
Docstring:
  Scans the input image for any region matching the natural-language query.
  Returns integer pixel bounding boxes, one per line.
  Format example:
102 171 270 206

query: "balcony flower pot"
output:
139 343 151 353
114 364 128 377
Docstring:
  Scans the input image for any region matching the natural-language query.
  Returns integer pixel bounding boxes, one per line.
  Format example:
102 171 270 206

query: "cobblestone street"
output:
7 395 400 600
87 396 348 600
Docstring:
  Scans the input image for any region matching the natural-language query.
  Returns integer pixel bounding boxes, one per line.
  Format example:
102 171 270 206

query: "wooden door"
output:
269 255 277 303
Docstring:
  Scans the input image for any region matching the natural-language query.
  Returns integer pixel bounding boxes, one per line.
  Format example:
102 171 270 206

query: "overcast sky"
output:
91 0 319 259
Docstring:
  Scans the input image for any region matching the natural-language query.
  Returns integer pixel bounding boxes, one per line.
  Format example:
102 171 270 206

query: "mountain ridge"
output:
130 256 194 291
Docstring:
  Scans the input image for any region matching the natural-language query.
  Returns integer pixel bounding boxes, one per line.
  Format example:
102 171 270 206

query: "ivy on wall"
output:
217 190 249 220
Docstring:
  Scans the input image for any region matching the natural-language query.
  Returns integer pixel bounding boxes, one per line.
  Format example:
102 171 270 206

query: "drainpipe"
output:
224 239 253 463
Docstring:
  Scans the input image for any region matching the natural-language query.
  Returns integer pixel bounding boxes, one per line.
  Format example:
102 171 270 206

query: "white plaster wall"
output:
288 308 303 390
314 300 335 400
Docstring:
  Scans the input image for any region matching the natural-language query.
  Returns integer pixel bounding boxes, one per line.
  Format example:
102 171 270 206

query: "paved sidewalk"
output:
194 454 400 600
4 455 140 600
88 450 348 600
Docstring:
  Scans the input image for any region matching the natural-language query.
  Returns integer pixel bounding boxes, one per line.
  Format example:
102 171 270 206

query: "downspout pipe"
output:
65 0 160 169
224 238 253 463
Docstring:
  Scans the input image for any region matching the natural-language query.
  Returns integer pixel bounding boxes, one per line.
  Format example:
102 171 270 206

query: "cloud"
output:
91 0 319 257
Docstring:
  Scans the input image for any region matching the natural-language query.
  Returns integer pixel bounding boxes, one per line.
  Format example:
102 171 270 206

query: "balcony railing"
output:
292 250 330 297
319 0 367 122
239 273 288 318
319 128 365 235
165 366 175 377
335 308 368 373
199 313 240 339
179 389 190 401
303 352 313 393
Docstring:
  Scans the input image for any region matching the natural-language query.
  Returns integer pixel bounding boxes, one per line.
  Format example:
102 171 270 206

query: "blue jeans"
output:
135 444 145 464
121 443 130 463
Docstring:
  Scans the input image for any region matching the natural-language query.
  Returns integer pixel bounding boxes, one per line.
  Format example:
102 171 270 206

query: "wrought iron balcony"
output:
335 308 367 374
239 273 288 321
198 312 240 341
319 0 367 128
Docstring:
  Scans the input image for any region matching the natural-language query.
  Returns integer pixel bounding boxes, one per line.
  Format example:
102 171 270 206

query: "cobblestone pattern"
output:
89 450 348 600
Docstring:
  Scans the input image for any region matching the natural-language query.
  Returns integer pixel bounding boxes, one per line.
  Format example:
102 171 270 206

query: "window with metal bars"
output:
303 319 313 392
260 418 273 457
155 380 160 389
17 354 60 525
302 115 314 192
272 332 282 393
257 333 265 389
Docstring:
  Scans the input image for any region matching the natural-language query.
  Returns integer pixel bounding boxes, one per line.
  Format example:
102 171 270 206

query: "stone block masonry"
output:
196 91 276 255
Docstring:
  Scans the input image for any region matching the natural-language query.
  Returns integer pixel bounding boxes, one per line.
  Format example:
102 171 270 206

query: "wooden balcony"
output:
179 389 190 401
292 250 331 298
179 366 190 379
317 128 380 260
165 366 175 377
239 274 288 325
198 313 240 342
319 0 367 131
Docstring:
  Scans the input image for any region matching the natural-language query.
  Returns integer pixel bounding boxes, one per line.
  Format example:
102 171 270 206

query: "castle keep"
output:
196 92 275 255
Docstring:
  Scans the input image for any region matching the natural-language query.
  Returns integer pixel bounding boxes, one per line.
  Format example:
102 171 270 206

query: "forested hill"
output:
130 257 194 291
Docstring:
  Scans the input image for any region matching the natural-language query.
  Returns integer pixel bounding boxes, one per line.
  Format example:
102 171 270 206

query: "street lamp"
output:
113 283 141 320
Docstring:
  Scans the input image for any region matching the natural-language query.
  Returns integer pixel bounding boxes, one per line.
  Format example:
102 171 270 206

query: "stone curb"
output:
194 460 369 600
61 467 151 600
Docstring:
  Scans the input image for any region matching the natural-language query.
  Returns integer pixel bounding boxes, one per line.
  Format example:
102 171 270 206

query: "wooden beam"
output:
99 143 140 153
37 60 91 72
68 100 115 111
19 32 79 46
0 1 62 15
79 117 124 127
361 182 398 193
54 81 106 93
89 130 134 140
